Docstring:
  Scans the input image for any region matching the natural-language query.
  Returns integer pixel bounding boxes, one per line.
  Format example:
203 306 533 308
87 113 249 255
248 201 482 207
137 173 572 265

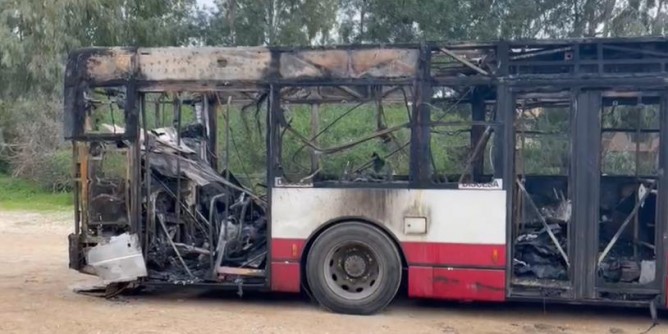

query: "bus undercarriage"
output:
65 37 668 314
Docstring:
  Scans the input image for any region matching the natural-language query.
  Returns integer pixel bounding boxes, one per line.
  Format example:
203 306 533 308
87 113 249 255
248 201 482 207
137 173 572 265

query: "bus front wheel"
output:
305 222 402 315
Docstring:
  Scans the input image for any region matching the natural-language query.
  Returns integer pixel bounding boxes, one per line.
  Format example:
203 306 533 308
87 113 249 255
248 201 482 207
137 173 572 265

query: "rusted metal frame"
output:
569 90 599 299
157 213 195 279
286 100 359 175
79 143 90 237
138 80 267 93
153 94 162 128
139 93 150 258
126 71 142 239
373 85 409 159
206 95 219 170
573 43 580 73
602 44 668 58
287 86 406 171
336 85 364 99
430 87 474 123
507 36 668 47
634 100 642 260
267 43 425 52
429 120 499 127
71 142 81 237
510 46 573 61
63 57 85 140
500 85 516 294
498 59 516 293
658 92 668 303
310 103 320 173
516 180 570 268
591 91 666 293
173 95 185 243
597 183 655 266
431 77 495 86
266 49 282 285
494 43 510 184
505 76 668 88
437 47 489 76
139 79 413 92
310 180 412 189
70 133 137 142
285 122 408 155
401 87 413 123
512 59 668 67
409 44 433 186
602 128 659 133
218 93 233 275
595 285 661 296
459 126 493 184
470 88 487 179
597 42 604 75
271 78 415 87
514 130 569 136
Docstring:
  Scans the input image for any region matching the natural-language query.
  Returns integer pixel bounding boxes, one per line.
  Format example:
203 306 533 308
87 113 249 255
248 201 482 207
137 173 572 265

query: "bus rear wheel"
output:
305 222 402 315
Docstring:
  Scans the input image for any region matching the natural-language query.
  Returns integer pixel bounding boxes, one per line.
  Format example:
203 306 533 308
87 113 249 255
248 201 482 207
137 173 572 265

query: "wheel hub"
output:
343 254 367 278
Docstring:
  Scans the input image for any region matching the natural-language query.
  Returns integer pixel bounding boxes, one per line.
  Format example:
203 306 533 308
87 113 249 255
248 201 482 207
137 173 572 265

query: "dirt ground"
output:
0 211 663 334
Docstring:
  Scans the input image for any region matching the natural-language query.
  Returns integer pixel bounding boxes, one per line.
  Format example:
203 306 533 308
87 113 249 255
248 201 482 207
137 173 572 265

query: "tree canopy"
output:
0 0 666 183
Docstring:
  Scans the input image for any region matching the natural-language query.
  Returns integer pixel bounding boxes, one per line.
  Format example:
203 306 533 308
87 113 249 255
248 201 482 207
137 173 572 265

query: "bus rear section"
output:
64 39 668 315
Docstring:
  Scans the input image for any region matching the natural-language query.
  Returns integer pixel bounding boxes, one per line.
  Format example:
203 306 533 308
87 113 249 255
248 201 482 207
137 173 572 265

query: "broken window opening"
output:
429 91 498 185
277 86 412 186
86 142 131 229
512 98 572 287
598 95 659 287
217 94 268 195
83 87 127 135
135 91 268 284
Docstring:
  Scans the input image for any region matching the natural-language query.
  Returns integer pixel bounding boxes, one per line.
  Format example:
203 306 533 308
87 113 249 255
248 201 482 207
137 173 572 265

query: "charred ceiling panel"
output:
79 47 420 85
137 47 272 82
279 49 419 79
86 48 134 83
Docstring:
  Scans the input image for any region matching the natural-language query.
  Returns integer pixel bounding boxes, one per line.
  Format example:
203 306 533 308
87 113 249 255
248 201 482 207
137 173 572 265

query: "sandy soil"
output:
0 211 663 334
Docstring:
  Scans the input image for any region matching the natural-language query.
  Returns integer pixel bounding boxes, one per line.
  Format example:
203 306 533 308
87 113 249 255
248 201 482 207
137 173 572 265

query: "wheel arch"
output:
299 216 408 293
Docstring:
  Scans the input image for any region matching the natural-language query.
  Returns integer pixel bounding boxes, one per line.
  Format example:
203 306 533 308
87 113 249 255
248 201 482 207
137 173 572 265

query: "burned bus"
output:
65 37 668 315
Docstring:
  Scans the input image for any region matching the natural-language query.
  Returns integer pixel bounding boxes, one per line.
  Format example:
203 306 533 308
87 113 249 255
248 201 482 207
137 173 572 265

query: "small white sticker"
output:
458 178 503 190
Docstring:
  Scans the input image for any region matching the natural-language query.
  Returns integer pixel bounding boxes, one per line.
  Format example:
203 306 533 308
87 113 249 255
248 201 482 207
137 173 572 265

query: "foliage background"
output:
0 0 665 192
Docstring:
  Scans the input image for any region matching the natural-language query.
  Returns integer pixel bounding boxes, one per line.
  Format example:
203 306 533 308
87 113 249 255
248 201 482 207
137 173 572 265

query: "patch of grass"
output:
0 176 73 211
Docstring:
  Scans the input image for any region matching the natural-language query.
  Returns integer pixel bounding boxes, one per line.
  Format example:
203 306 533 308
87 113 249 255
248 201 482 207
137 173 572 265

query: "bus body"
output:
65 38 668 315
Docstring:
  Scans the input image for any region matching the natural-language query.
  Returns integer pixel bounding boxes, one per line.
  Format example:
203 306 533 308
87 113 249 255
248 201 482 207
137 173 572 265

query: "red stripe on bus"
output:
270 262 301 293
402 242 506 268
270 238 508 298
408 266 506 301
271 238 306 262
271 238 506 268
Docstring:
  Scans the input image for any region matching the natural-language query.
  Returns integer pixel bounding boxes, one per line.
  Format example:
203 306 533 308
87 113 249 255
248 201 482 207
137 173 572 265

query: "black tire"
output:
305 222 402 315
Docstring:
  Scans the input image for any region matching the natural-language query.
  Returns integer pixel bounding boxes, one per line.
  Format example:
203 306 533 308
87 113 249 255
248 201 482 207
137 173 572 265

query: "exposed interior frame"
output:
64 37 668 305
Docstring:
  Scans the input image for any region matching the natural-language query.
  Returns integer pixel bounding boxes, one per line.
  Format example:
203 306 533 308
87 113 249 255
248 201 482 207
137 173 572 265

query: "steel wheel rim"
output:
323 240 383 300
